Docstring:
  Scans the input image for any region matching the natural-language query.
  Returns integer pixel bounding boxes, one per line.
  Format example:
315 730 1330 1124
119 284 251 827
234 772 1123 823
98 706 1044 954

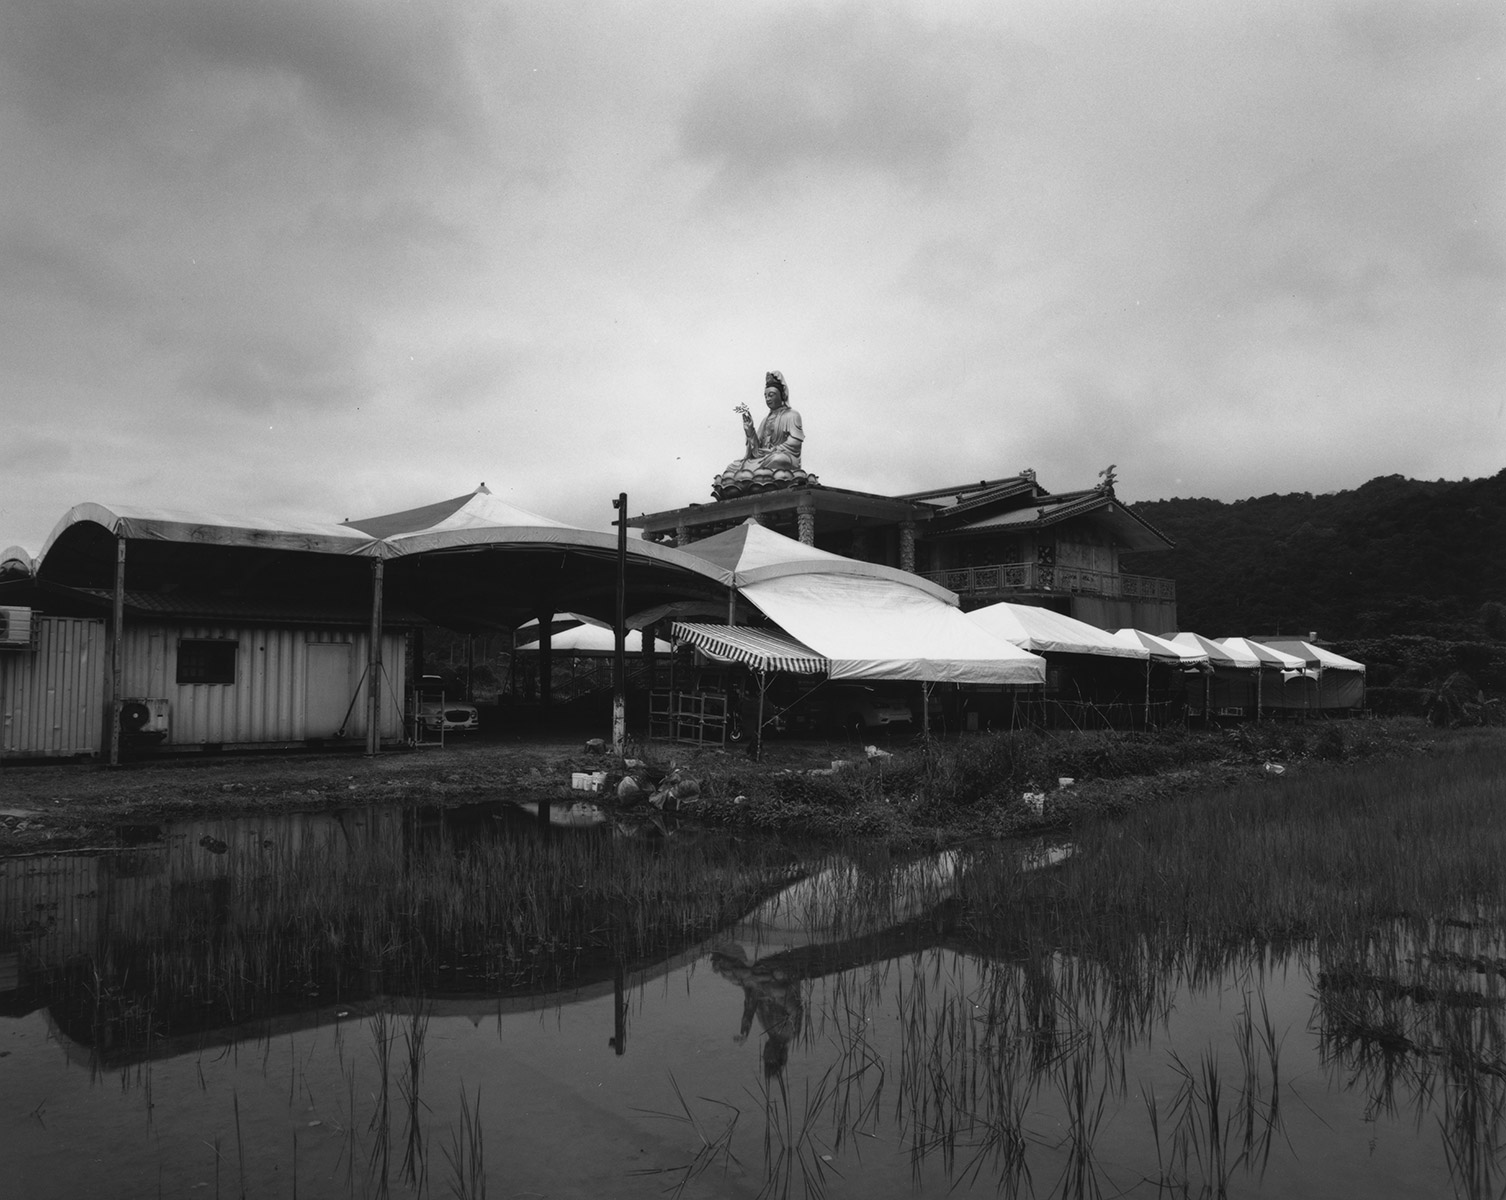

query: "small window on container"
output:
177 639 238 685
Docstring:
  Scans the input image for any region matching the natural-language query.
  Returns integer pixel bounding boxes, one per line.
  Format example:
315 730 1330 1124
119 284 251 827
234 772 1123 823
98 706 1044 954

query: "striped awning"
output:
671 622 828 674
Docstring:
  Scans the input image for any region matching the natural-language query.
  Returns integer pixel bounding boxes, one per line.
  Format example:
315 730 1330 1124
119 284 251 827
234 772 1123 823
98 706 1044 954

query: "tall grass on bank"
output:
692 719 1442 839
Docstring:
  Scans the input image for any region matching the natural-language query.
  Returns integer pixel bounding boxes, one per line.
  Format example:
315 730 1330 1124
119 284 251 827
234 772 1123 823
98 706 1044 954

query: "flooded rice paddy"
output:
2 748 1503 1199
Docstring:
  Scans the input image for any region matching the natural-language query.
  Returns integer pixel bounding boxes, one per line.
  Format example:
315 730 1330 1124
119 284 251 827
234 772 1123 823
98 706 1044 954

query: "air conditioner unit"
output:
121 698 171 740
0 606 33 648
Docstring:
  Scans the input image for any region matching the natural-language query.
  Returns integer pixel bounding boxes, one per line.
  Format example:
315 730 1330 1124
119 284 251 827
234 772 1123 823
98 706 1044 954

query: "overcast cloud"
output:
2 0 1502 553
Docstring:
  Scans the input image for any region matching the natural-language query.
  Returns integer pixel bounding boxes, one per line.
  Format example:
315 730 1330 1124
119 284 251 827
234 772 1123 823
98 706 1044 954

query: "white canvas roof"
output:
967 602 1148 659
1168 632 1259 668
1260 640 1366 672
1111 628 1209 664
738 572 1046 685
347 488 721 583
674 519 957 602
1219 637 1308 670
40 501 376 560
0 547 34 578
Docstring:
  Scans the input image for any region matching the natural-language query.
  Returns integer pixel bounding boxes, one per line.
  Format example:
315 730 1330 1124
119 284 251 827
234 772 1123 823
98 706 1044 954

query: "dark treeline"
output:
1121 469 1506 699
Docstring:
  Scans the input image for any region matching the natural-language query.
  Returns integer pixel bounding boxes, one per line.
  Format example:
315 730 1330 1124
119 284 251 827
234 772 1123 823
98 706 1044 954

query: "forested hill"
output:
1119 469 1506 640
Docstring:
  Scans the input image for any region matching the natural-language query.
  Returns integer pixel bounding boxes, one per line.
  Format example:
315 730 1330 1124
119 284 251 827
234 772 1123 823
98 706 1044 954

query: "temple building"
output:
629 373 1177 632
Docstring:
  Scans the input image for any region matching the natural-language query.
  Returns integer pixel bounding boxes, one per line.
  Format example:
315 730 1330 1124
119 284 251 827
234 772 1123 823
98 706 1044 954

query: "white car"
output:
417 676 480 733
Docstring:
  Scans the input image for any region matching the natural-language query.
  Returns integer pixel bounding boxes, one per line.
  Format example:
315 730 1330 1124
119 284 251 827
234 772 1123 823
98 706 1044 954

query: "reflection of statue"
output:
712 371 818 499
711 946 805 1077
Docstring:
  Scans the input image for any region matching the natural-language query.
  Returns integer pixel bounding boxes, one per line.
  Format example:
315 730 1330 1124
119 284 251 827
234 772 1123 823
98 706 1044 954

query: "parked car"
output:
417 675 480 733
829 685 913 733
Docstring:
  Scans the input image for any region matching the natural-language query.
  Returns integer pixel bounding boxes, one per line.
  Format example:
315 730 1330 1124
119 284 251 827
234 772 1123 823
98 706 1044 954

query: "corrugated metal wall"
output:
0 616 105 758
122 623 407 748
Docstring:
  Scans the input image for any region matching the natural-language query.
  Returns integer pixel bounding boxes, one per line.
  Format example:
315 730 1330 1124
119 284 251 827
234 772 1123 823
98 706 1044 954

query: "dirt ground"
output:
0 727 856 855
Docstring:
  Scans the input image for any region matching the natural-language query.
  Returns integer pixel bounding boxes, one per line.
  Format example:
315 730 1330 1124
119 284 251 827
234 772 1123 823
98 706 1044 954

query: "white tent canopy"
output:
1259 639 1367 708
670 520 1044 686
1219 637 1308 671
673 519 957 602
967 602 1149 659
346 488 723 586
1168 632 1258 668
1260 640 1366 673
1112 628 1209 664
738 573 1046 685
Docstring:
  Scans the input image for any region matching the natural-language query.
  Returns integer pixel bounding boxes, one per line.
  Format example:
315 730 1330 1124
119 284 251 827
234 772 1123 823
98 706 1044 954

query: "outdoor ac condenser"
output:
0 606 33 648
121 698 171 738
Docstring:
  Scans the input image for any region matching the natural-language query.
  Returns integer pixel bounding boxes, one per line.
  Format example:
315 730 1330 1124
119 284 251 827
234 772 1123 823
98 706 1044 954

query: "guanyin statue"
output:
712 370 818 499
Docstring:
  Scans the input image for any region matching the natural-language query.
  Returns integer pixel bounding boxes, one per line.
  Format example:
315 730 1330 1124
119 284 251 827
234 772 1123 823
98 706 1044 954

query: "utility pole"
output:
611 492 628 755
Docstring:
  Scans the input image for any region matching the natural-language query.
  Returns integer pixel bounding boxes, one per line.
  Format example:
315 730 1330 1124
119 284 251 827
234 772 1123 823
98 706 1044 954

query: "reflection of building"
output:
632 471 1176 632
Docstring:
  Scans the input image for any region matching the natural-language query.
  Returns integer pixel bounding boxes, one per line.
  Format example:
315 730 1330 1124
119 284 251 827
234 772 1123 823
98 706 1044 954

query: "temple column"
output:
851 528 869 561
900 521 916 573
797 501 815 546
674 521 689 547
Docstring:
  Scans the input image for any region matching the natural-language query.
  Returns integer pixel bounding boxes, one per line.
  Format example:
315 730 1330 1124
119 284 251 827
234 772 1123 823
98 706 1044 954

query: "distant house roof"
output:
896 474 1175 552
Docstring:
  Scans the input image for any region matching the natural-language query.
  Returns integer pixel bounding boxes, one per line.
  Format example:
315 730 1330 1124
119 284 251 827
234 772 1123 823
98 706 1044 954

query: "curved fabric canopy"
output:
967 602 1148 659
739 573 1046 685
346 488 723 585
0 546 34 579
674 519 958 603
23 488 730 633
40 500 376 564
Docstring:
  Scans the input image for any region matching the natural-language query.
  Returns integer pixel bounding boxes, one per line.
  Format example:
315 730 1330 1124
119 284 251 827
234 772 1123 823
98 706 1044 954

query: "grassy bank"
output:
684 718 1486 845
0 718 1491 854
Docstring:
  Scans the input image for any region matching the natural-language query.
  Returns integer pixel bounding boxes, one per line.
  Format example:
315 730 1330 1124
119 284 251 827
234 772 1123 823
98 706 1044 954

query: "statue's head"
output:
764 370 789 409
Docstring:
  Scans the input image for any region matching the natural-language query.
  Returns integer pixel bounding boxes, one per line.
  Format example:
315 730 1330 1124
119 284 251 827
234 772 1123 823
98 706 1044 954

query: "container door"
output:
305 641 356 739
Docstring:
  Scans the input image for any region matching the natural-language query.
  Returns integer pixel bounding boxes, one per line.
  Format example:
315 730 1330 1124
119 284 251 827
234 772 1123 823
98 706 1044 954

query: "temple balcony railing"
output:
923 561 1176 602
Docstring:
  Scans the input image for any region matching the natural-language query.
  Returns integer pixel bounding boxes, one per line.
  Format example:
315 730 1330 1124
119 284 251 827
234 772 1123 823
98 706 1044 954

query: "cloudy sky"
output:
3 0 1502 554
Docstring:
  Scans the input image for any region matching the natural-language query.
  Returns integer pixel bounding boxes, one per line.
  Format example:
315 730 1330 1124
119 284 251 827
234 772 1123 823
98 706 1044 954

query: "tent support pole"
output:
366 557 384 755
753 670 767 762
611 493 628 755
1144 660 1151 730
109 533 126 766
536 608 553 714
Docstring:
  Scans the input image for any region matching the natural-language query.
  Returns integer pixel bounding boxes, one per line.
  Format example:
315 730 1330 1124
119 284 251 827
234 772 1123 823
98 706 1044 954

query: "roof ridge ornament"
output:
1097 464 1117 494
